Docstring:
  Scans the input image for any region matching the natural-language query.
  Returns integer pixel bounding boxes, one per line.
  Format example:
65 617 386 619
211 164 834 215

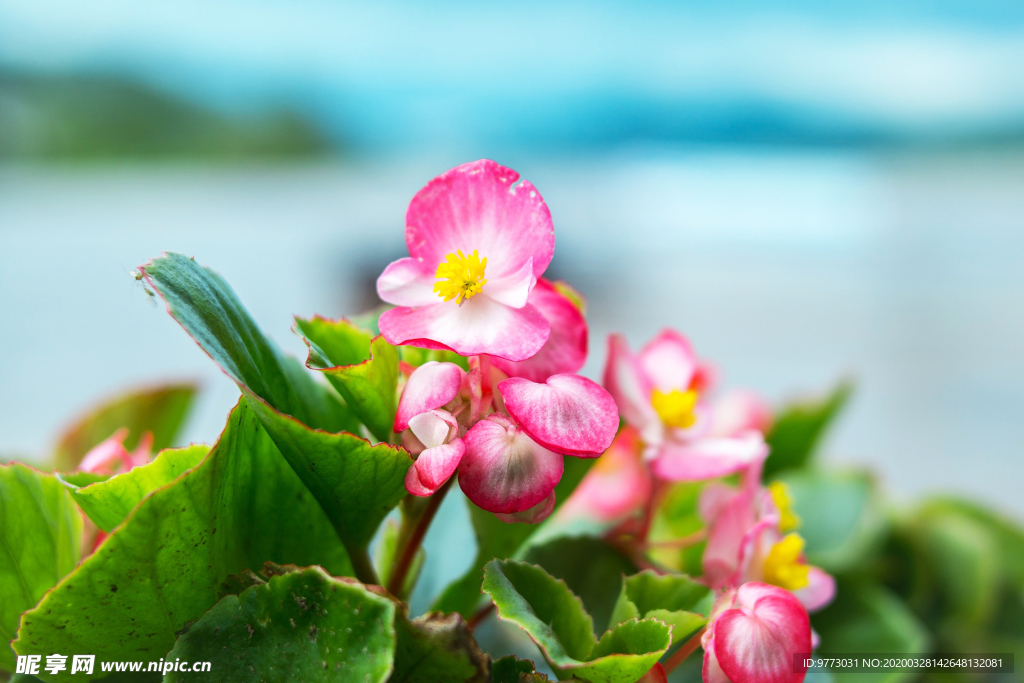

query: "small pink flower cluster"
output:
379 160 617 522
378 160 832 683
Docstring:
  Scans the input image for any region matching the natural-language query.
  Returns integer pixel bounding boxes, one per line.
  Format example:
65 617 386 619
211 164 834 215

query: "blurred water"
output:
1 149 1022 521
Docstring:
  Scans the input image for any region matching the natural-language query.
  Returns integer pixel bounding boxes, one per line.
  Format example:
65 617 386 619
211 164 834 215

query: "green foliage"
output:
68 444 210 532
140 253 410 577
813 582 929 683
166 566 396 683
774 468 886 573
608 571 711 646
297 316 400 442
0 464 83 671
482 560 671 683
433 456 594 617
139 253 353 433
53 382 197 471
12 402 352 677
763 381 852 478
490 656 553 682
524 536 638 635
168 564 487 683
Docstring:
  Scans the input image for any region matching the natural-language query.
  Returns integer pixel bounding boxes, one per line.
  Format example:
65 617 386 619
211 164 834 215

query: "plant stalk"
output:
387 478 453 596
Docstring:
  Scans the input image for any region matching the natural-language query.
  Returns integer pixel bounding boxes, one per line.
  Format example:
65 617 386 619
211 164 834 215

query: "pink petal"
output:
414 438 466 491
702 487 758 589
711 390 773 438
558 427 650 523
379 297 550 361
405 463 435 497
395 361 466 432
405 160 554 284
638 329 698 392
494 491 556 524
699 481 740 526
376 257 438 307
491 279 588 383
603 334 658 431
499 374 619 458
484 257 536 309
458 415 564 514
652 432 768 482
703 637 733 683
794 566 836 613
712 583 811 683
408 409 458 449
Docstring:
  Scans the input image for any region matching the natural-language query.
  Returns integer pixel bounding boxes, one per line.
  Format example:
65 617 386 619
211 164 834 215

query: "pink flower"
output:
603 330 767 481
489 279 588 382
376 160 555 361
702 583 812 683
557 426 652 524
457 373 618 522
78 427 154 475
394 356 619 516
701 477 835 612
395 361 470 496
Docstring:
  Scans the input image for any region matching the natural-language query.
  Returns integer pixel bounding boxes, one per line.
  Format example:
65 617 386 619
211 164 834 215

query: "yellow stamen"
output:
651 389 698 429
769 481 801 532
763 533 810 591
433 249 487 305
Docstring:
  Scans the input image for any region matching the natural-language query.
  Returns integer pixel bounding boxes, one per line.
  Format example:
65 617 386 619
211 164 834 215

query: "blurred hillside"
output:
0 70 333 160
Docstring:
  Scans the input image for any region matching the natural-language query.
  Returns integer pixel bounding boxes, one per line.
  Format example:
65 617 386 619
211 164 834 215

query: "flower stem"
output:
387 478 453 597
662 626 707 675
467 602 495 631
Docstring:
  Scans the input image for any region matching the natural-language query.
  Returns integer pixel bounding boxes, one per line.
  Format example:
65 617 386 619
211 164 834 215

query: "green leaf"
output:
165 566 397 683
764 381 852 477
898 500 1005 641
775 468 886 573
139 253 353 433
482 560 670 683
0 464 82 672
140 253 410 573
490 656 552 683
68 444 210 532
54 382 197 470
296 316 400 442
524 536 637 635
391 609 489 683
608 571 711 645
243 396 409 554
12 402 353 677
813 582 929 683
433 456 594 617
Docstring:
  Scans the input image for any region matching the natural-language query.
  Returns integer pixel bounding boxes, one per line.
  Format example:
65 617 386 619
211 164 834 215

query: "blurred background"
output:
1 0 1022 526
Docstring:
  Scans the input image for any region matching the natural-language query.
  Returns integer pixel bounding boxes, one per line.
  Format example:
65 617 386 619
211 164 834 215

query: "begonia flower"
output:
603 330 766 480
376 160 555 361
489 278 588 382
702 582 812 683
457 374 618 522
701 477 835 612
